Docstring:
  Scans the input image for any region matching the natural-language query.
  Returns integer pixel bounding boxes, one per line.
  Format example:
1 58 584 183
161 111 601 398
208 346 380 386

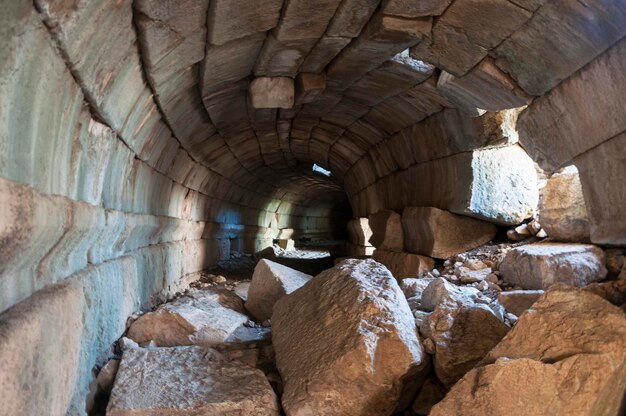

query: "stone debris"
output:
431 286 626 415
497 290 543 316
272 259 427 415
400 277 436 299
373 249 435 280
107 346 280 415
245 259 312 322
500 243 607 290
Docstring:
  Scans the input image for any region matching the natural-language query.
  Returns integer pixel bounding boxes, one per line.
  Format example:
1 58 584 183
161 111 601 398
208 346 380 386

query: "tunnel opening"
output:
1 0 625 415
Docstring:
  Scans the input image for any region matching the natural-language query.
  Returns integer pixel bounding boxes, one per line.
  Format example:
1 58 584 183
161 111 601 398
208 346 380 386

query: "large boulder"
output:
368 209 404 252
373 249 435 280
272 259 427 416
500 243 607 290
402 207 497 259
431 287 626 415
245 259 312 322
107 346 280 415
539 166 590 242
127 290 249 347
497 290 543 316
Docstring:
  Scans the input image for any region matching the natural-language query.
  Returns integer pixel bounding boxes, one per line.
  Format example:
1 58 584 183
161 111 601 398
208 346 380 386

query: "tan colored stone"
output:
107 346 280 415
97 359 120 394
254 34 317 77
249 77 294 109
400 277 436 300
500 243 607 290
412 374 447 415
402 207 497 259
245 259 312 322
539 166 590 242
347 217 373 247
300 36 352 73
374 249 435 280
276 238 295 251
294 72 326 105
272 259 426 415
496 290 543 316
368 209 404 252
383 0 453 17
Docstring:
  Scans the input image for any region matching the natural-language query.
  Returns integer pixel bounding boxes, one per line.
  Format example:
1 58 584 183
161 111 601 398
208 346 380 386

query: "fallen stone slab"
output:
499 243 607 290
126 290 249 347
368 209 404 252
401 277 436 299
245 259 312 322
107 346 280 415
539 166 590 242
272 259 427 415
402 207 497 259
496 290 543 316
432 286 626 415
374 250 435 280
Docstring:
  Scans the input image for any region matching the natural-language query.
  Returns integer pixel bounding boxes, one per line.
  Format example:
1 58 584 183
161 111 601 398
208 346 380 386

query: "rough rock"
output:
373 250 435 280
294 72 326 105
412 374 447 415
276 238 295 251
539 166 590 242
249 77 294 109
402 207 497 259
500 243 607 290
347 217 373 247
497 290 543 316
107 346 280 415
127 290 249 347
420 278 480 311
97 359 120 394
368 209 404 252
401 277 436 299
432 287 626 415
581 279 626 307
245 259 312 322
272 259 426 415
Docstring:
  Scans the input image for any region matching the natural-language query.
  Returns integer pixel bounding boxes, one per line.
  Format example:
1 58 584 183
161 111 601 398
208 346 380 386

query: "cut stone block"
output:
383 0 453 17
402 207 497 259
327 0 380 37
368 209 404 252
276 238 295 251
539 166 590 242
500 243 607 290
294 72 326 105
206 0 283 45
272 259 427 415
126 290 249 347
107 346 280 415
432 287 626 415
255 34 318 77
437 58 532 112
249 77 294 109
245 259 312 322
300 36 352 73
347 217 373 247
497 290 543 316
374 249 435 280
274 0 343 41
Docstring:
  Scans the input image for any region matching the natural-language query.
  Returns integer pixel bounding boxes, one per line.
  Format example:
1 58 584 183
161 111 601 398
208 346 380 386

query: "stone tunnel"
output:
1 0 625 415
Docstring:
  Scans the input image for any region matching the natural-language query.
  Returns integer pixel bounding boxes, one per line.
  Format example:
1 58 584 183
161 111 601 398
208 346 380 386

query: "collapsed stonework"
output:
0 0 625 414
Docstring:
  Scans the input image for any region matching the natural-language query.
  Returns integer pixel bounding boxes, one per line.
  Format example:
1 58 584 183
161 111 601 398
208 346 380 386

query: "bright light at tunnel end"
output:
312 163 332 177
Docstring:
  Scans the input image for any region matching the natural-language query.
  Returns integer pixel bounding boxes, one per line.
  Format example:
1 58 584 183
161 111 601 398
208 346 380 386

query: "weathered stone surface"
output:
400 277 436 299
206 0 283 45
437 58 532 112
300 36 352 73
432 287 626 415
374 250 435 280
327 0 380 37
383 0 452 17
539 166 590 242
294 73 326 105
347 217 373 247
402 207 497 259
274 0 343 41
245 259 312 322
500 243 607 290
249 77 294 109
368 209 404 252
272 259 426 415
127 290 249 347
497 290 543 316
107 346 280 415
255 34 317 77
420 278 479 311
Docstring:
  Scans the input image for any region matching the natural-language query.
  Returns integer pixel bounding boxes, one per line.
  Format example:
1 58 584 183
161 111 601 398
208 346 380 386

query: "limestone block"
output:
272 259 426 415
437 58 532 112
276 239 296 251
420 278 481 312
402 207 497 259
245 259 312 322
383 0 453 17
327 0 380 37
374 250 435 280
300 36 352 72
369 209 404 251
294 73 327 105
432 287 626 415
539 166 590 242
274 0 343 41
250 77 295 109
107 346 279 415
347 217 373 246
575 131 626 246
500 243 607 290
254 34 317 77
206 0 283 45
409 0 533 76
494 0 626 96
0 282 83 416
496 290 543 317
127 290 249 347
517 39 626 172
